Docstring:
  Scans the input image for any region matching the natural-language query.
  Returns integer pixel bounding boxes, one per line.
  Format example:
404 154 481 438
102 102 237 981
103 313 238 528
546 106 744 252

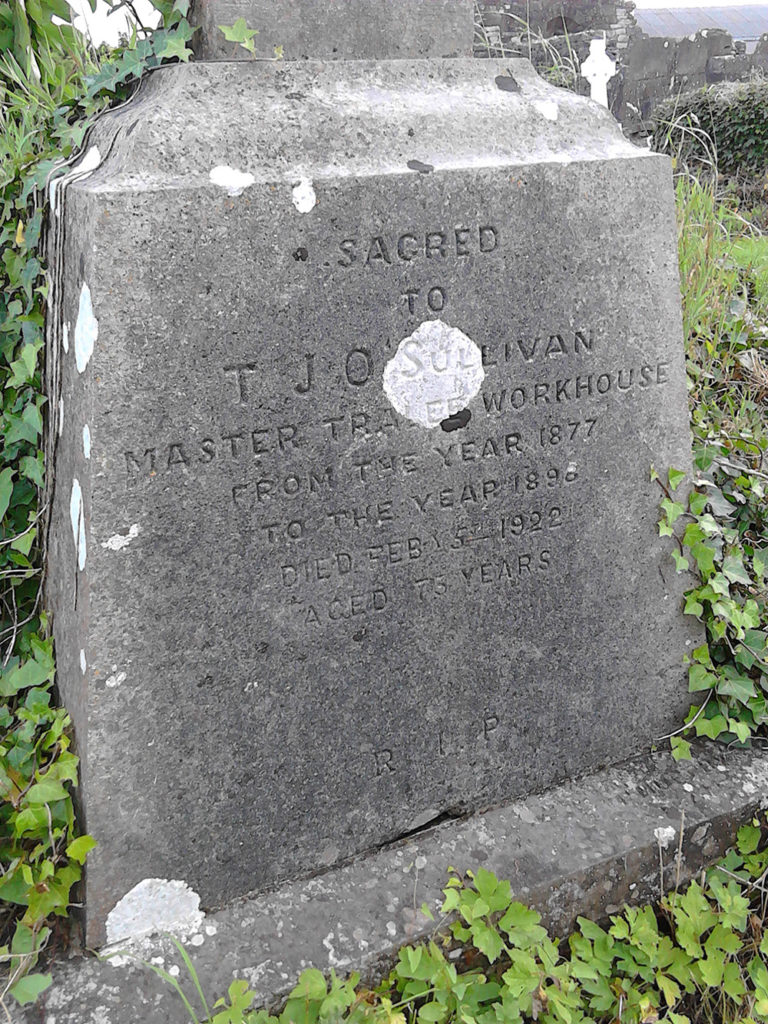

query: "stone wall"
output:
476 1 768 133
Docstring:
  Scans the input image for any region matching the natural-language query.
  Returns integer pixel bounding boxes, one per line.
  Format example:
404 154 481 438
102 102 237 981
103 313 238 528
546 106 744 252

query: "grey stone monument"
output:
46 0 699 947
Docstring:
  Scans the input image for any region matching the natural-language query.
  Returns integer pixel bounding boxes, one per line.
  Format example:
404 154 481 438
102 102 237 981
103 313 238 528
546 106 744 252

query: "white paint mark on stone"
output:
83 424 91 459
80 649 87 674
209 165 255 198
383 319 484 428
69 477 86 570
292 177 317 213
105 878 204 946
533 99 558 121
102 523 141 551
62 322 70 354
75 282 98 373
49 146 101 218
105 671 126 688
654 825 676 849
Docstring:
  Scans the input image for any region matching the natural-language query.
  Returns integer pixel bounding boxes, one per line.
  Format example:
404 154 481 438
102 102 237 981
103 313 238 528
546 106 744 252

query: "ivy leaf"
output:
671 736 692 761
156 35 192 62
672 551 689 573
0 468 14 521
722 553 751 586
661 497 686 525
65 835 97 864
9 972 52 1005
668 468 686 492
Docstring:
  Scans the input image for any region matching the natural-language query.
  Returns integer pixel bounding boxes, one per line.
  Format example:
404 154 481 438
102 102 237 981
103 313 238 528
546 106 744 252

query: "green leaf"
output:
672 550 689 573
668 468 686 492
0 467 14 521
661 497 686 525
9 972 52 1005
671 736 692 761
722 553 751 585
156 35 192 62
66 835 97 864
218 17 258 44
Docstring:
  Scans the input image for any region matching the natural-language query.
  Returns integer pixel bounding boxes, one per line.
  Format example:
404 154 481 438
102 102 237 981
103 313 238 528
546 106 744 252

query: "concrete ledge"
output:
20 743 768 1024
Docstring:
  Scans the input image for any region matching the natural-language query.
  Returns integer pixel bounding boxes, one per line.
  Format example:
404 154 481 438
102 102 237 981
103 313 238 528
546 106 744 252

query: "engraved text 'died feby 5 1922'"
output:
382 319 485 429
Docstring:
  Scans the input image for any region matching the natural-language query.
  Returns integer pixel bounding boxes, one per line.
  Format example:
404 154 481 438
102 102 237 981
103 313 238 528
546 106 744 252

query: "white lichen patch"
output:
82 424 91 459
105 878 204 948
105 671 126 688
69 477 86 571
292 177 317 213
383 319 485 428
80 649 87 674
209 165 255 198
62 322 70 354
654 825 677 849
75 282 98 374
102 524 141 551
533 99 558 121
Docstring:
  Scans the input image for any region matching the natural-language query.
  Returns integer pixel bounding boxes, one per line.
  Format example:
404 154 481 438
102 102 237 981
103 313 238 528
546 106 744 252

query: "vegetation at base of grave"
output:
0 0 197 1006
652 81 768 186
653 176 768 761
129 818 768 1024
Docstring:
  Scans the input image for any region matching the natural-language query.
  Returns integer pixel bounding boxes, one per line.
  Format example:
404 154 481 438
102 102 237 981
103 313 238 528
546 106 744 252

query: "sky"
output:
68 0 768 46
634 0 765 6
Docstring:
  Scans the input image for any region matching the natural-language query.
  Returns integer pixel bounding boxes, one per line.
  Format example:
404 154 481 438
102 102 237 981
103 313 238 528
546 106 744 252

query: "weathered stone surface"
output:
47 56 698 948
190 0 473 60
19 744 768 1024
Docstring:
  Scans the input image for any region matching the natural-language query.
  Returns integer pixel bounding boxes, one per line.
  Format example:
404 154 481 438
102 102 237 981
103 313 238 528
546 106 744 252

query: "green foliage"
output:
658 174 768 759
217 18 258 56
0 0 196 1005
152 826 768 1024
653 80 768 180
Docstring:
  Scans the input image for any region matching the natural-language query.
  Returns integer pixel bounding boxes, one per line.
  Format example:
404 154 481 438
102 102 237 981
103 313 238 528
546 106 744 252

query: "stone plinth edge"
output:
22 743 768 1024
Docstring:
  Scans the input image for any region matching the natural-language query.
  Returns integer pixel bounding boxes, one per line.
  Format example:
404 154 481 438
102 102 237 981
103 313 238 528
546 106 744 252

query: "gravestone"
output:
46 0 699 948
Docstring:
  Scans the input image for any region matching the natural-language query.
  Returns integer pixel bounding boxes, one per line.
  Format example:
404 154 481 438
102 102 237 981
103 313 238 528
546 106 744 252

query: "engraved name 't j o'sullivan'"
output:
383 319 485 428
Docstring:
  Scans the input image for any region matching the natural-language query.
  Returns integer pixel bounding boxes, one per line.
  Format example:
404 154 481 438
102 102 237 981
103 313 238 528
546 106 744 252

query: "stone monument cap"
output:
189 0 474 61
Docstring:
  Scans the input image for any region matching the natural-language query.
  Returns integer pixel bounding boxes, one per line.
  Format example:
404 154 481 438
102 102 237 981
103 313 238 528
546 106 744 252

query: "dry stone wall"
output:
476 0 768 133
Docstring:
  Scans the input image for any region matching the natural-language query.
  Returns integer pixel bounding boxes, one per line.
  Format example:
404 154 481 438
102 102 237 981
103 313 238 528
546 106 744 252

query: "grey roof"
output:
636 5 768 40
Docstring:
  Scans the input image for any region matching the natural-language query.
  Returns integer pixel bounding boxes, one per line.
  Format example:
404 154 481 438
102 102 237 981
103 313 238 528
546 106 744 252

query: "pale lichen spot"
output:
75 283 98 374
383 319 484 428
292 178 317 213
533 99 558 121
62 322 70 354
654 825 676 849
102 524 141 551
106 671 126 688
209 165 255 198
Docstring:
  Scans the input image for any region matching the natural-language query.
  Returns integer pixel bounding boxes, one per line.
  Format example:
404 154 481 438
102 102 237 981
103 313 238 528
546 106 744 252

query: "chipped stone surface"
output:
19 745 768 1024
105 878 204 947
209 165 255 197
46 52 697 948
383 320 484 428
